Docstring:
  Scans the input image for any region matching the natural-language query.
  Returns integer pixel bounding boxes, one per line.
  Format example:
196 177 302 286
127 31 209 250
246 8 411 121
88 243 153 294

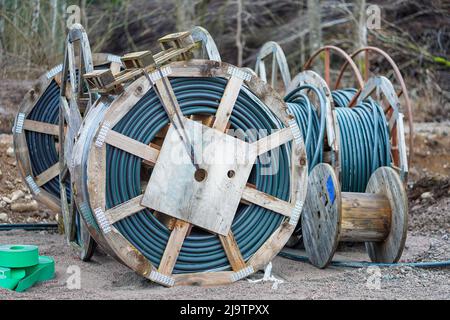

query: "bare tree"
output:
12 0 18 54
27 0 40 74
50 0 58 53
176 0 196 31
31 0 41 35
353 0 367 72
0 0 4 63
236 0 243 67
81 0 88 30
307 0 321 56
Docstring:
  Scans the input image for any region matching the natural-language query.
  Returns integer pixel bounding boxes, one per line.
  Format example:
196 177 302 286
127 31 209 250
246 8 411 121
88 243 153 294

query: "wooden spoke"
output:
23 120 59 136
105 195 145 224
219 231 246 271
212 76 244 132
153 76 198 166
105 130 160 166
241 184 293 217
35 163 60 187
153 76 186 126
158 220 191 275
324 48 330 86
252 127 293 156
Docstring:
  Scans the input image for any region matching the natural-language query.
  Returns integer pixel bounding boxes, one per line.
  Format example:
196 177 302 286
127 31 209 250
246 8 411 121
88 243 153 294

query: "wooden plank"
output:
158 220 191 275
241 185 293 217
173 271 234 286
252 128 293 156
23 120 59 136
212 76 243 132
105 130 160 165
219 231 246 271
105 195 145 224
142 119 255 236
35 163 60 187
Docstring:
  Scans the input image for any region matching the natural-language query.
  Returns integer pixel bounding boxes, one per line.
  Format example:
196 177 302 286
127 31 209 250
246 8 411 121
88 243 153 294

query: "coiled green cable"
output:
285 84 327 171
332 88 391 192
103 77 291 273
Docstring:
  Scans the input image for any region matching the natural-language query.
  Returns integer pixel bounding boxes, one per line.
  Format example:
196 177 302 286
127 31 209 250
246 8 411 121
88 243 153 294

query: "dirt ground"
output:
0 81 449 300
0 231 448 300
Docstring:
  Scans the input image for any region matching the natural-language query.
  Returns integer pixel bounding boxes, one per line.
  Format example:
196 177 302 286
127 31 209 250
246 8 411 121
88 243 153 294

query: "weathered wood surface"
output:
340 193 391 242
365 166 408 263
302 163 341 268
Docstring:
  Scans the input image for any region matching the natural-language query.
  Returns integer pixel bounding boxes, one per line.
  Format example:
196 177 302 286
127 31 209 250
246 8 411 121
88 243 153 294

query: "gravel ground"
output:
0 231 448 300
0 82 449 300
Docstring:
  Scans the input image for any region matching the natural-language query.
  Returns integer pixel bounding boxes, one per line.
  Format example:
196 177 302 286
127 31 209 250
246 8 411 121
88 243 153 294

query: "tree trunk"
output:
353 0 367 76
31 0 40 35
28 0 40 75
0 0 5 64
60 0 67 53
176 0 195 32
307 0 321 56
81 0 88 30
50 0 58 55
12 0 18 54
236 0 243 67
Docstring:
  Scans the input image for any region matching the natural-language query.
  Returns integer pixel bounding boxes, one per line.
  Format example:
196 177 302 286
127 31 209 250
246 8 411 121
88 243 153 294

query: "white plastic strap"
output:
288 119 303 146
107 54 123 64
25 176 40 195
46 65 63 79
147 67 173 84
247 262 284 290
289 201 302 226
93 208 112 234
149 270 175 287
15 113 25 134
231 266 254 282
227 67 252 82
95 122 111 148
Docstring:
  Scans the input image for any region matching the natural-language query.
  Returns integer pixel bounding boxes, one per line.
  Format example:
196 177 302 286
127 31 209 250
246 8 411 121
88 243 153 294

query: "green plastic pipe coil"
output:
90 77 292 274
0 245 39 268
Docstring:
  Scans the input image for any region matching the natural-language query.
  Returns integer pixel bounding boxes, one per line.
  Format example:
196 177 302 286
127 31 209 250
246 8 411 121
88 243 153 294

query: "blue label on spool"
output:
326 175 336 205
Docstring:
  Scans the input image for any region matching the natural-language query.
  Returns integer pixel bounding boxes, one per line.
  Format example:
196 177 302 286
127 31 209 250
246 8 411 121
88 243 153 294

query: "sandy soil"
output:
0 231 448 300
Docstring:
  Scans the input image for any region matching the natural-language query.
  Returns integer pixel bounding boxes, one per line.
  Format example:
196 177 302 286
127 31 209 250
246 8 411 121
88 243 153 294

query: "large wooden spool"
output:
302 163 408 268
71 28 223 263
84 59 308 286
12 53 120 215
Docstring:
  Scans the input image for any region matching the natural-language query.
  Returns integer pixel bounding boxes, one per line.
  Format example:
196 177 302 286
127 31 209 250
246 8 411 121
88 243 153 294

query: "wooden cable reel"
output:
59 24 97 261
12 53 120 224
71 28 224 263
336 46 413 180
85 59 308 286
302 163 408 268
301 46 366 177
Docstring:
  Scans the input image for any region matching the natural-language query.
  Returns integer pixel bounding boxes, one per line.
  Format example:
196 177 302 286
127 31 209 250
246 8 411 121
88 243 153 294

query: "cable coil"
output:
90 77 293 273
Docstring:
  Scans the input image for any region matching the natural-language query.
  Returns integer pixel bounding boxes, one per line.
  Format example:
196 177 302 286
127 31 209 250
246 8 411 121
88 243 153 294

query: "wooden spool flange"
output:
302 163 408 268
